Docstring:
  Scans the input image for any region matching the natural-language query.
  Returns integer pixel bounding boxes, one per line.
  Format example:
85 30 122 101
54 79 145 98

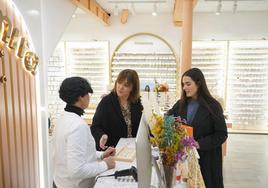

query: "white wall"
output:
62 13 182 58
193 11 268 40
62 11 268 58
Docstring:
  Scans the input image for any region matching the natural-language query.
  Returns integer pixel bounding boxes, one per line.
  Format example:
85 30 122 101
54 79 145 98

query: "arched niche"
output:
110 33 179 93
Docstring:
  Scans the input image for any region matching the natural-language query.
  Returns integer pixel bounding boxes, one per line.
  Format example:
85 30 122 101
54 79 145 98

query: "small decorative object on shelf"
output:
154 80 170 111
149 114 203 188
154 81 169 93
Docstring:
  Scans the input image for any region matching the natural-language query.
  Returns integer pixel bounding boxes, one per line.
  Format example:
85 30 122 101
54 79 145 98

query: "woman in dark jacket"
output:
167 68 227 188
91 69 143 150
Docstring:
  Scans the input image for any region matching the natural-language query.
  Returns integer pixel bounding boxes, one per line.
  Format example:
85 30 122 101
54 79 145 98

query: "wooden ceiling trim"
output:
173 0 198 27
73 0 110 25
120 9 129 24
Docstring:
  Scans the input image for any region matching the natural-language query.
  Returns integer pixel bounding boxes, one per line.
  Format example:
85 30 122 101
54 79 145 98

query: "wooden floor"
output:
223 134 268 188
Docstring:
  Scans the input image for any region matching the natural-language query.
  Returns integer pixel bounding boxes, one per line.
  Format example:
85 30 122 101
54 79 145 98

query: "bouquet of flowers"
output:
154 80 169 92
154 81 169 92
150 114 198 167
150 114 204 188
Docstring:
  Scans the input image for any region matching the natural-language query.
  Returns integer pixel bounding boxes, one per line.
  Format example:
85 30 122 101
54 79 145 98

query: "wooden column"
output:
180 0 194 75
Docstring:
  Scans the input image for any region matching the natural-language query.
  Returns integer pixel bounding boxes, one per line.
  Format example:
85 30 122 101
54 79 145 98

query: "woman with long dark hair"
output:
167 68 227 188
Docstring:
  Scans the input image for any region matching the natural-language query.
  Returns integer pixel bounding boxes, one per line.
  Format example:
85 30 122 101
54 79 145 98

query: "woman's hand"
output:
99 134 108 150
103 156 115 169
103 147 116 158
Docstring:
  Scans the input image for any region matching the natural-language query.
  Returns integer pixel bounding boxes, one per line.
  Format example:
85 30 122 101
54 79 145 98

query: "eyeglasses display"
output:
47 41 109 126
47 39 268 132
111 52 177 92
226 41 268 131
192 40 268 131
47 42 66 127
192 41 228 100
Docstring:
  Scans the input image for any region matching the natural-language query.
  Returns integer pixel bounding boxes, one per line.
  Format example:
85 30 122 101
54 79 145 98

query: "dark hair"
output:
59 77 93 105
179 68 222 115
112 69 140 103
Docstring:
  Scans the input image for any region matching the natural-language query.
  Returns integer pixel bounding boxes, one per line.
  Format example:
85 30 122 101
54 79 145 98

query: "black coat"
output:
167 100 227 188
90 92 143 150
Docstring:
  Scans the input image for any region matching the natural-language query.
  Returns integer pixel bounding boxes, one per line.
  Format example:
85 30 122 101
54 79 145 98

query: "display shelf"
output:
112 52 177 92
47 42 66 125
226 41 268 130
66 42 109 121
47 41 109 125
111 33 178 98
192 41 228 99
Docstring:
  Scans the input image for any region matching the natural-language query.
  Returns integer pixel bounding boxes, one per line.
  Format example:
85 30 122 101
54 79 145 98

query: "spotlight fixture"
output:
215 0 222 15
27 9 40 16
114 4 119 16
152 3 157 16
233 0 238 14
130 3 136 15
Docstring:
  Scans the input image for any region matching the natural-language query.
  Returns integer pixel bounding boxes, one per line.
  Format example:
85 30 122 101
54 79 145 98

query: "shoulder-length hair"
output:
179 68 222 115
112 69 140 103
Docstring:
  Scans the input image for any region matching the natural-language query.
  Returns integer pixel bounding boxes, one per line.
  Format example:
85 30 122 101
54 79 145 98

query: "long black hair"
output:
179 68 223 116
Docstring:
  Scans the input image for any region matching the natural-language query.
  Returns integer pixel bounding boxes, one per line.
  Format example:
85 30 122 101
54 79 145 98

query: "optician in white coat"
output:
53 77 116 188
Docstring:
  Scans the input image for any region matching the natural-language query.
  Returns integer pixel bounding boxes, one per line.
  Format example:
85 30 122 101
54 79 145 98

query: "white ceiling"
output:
95 0 268 15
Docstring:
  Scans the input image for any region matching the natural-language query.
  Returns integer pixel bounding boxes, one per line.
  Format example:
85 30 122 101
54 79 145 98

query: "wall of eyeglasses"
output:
111 52 177 91
47 41 109 124
192 40 268 131
226 41 268 131
192 41 228 100
110 33 178 96
47 39 268 131
48 42 66 126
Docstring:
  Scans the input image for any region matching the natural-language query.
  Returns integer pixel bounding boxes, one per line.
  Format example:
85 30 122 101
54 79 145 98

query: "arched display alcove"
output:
110 33 179 93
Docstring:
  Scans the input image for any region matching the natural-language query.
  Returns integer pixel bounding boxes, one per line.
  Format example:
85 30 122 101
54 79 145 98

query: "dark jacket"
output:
167 100 227 188
90 92 143 150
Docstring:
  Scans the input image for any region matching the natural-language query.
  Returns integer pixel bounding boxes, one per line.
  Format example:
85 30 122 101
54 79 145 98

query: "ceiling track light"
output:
233 0 238 14
152 3 157 16
114 4 119 16
215 0 222 15
130 3 136 15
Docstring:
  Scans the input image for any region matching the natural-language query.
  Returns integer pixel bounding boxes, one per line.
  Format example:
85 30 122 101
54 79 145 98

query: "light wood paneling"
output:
0 2 40 188
17 57 30 188
0 45 39 188
24 72 35 188
30 74 40 188
0 45 12 188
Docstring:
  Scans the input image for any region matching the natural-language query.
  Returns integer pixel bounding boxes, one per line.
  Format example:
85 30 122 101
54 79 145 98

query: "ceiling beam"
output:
120 9 129 24
173 0 183 26
72 0 110 25
173 0 198 27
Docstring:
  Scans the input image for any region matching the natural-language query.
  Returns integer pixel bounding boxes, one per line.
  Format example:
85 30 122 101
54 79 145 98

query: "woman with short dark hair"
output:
91 69 143 150
53 77 115 188
167 68 227 188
